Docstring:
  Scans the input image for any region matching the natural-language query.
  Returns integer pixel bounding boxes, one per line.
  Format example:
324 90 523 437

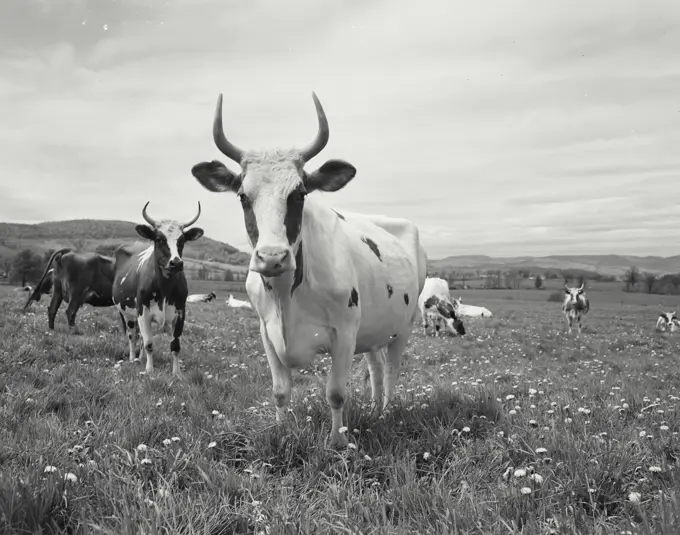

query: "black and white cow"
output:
190 92 427 448
112 202 204 375
562 283 590 334
417 277 465 337
187 291 217 303
656 308 679 333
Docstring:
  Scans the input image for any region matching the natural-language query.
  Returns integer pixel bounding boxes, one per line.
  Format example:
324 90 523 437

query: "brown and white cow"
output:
112 203 204 375
562 283 590 334
190 92 427 448
24 251 115 330
187 291 217 304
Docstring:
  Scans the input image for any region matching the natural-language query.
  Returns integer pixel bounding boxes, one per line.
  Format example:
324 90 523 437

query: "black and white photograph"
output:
1 0 679 533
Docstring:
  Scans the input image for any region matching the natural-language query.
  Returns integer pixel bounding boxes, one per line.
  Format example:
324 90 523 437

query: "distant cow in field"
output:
453 297 493 318
190 91 427 448
656 308 679 333
225 294 253 309
24 251 115 330
112 202 204 375
187 291 217 303
19 269 54 300
561 283 589 334
417 277 465 337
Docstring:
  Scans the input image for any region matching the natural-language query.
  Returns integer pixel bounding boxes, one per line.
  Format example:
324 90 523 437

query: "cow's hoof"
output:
328 431 349 450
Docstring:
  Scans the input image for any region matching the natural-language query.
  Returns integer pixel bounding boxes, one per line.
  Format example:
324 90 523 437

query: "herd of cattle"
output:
11 92 680 447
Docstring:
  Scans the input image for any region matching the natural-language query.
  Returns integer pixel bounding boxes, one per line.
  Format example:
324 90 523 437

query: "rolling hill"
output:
429 254 680 277
0 219 251 274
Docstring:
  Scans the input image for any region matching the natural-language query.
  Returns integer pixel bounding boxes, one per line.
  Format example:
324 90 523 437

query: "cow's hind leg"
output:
383 331 409 410
364 348 385 411
260 321 292 423
47 286 63 330
65 299 82 333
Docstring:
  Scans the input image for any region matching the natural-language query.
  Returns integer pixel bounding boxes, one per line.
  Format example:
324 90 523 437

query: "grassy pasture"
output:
1 282 680 534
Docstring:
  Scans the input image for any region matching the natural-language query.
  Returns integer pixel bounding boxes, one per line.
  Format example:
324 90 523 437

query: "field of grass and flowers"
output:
1 280 679 534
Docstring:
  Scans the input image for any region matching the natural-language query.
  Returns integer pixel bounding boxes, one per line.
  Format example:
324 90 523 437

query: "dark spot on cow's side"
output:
332 209 346 221
284 184 306 245
361 237 382 261
348 287 359 308
386 284 393 298
260 275 272 291
127 320 136 329
291 242 304 296
403 293 409 305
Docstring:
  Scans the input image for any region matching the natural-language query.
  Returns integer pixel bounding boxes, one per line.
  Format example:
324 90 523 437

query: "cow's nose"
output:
169 257 183 269
251 246 293 276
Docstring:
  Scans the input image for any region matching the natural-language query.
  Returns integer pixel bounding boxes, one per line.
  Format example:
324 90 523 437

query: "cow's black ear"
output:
135 225 155 241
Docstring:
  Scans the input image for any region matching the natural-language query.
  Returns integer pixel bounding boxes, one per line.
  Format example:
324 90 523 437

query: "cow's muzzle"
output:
250 246 294 277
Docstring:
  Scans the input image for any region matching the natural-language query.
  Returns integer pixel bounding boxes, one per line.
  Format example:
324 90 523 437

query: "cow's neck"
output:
151 263 182 301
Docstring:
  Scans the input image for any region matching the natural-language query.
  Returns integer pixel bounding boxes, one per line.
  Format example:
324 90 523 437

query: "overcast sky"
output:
1 0 679 258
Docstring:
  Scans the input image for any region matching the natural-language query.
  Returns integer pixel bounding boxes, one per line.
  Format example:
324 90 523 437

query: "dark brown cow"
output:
24 249 115 330
112 202 204 375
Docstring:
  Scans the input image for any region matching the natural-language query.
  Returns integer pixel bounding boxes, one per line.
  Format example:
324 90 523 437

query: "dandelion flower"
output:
141 458 152 465
639 431 646 438
628 491 641 503
44 466 57 473
660 425 669 431
506 394 515 401
347 443 357 450
137 444 148 452
514 469 526 478
462 426 470 433
364 454 372 461
423 452 431 460
535 447 548 455
529 419 538 427
338 426 348 434
529 473 543 484
162 438 171 447
208 441 217 449
171 436 180 443
649 466 662 473
520 487 532 495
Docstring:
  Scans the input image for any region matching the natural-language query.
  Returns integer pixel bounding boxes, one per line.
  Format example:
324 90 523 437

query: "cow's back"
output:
58 252 115 304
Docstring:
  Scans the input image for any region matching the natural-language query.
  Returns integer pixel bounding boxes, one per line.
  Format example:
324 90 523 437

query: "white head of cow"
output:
564 283 585 305
190 93 357 277
135 202 204 275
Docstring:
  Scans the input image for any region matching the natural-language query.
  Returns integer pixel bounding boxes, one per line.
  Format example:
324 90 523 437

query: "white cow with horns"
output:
562 283 590 334
191 92 427 448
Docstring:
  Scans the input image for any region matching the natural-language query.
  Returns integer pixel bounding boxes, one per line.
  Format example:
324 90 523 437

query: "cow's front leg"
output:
327 332 357 449
138 307 155 373
577 314 583 335
170 308 186 377
260 321 292 423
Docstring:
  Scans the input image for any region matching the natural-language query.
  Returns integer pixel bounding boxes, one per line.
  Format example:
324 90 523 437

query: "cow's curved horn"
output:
300 91 329 162
181 202 201 229
213 93 244 164
142 201 159 227
578 283 584 291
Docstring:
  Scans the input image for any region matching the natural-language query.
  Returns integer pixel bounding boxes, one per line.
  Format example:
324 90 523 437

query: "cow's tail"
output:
23 248 70 311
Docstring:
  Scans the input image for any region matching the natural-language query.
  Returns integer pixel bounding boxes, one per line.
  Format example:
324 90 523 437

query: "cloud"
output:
1 0 680 258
